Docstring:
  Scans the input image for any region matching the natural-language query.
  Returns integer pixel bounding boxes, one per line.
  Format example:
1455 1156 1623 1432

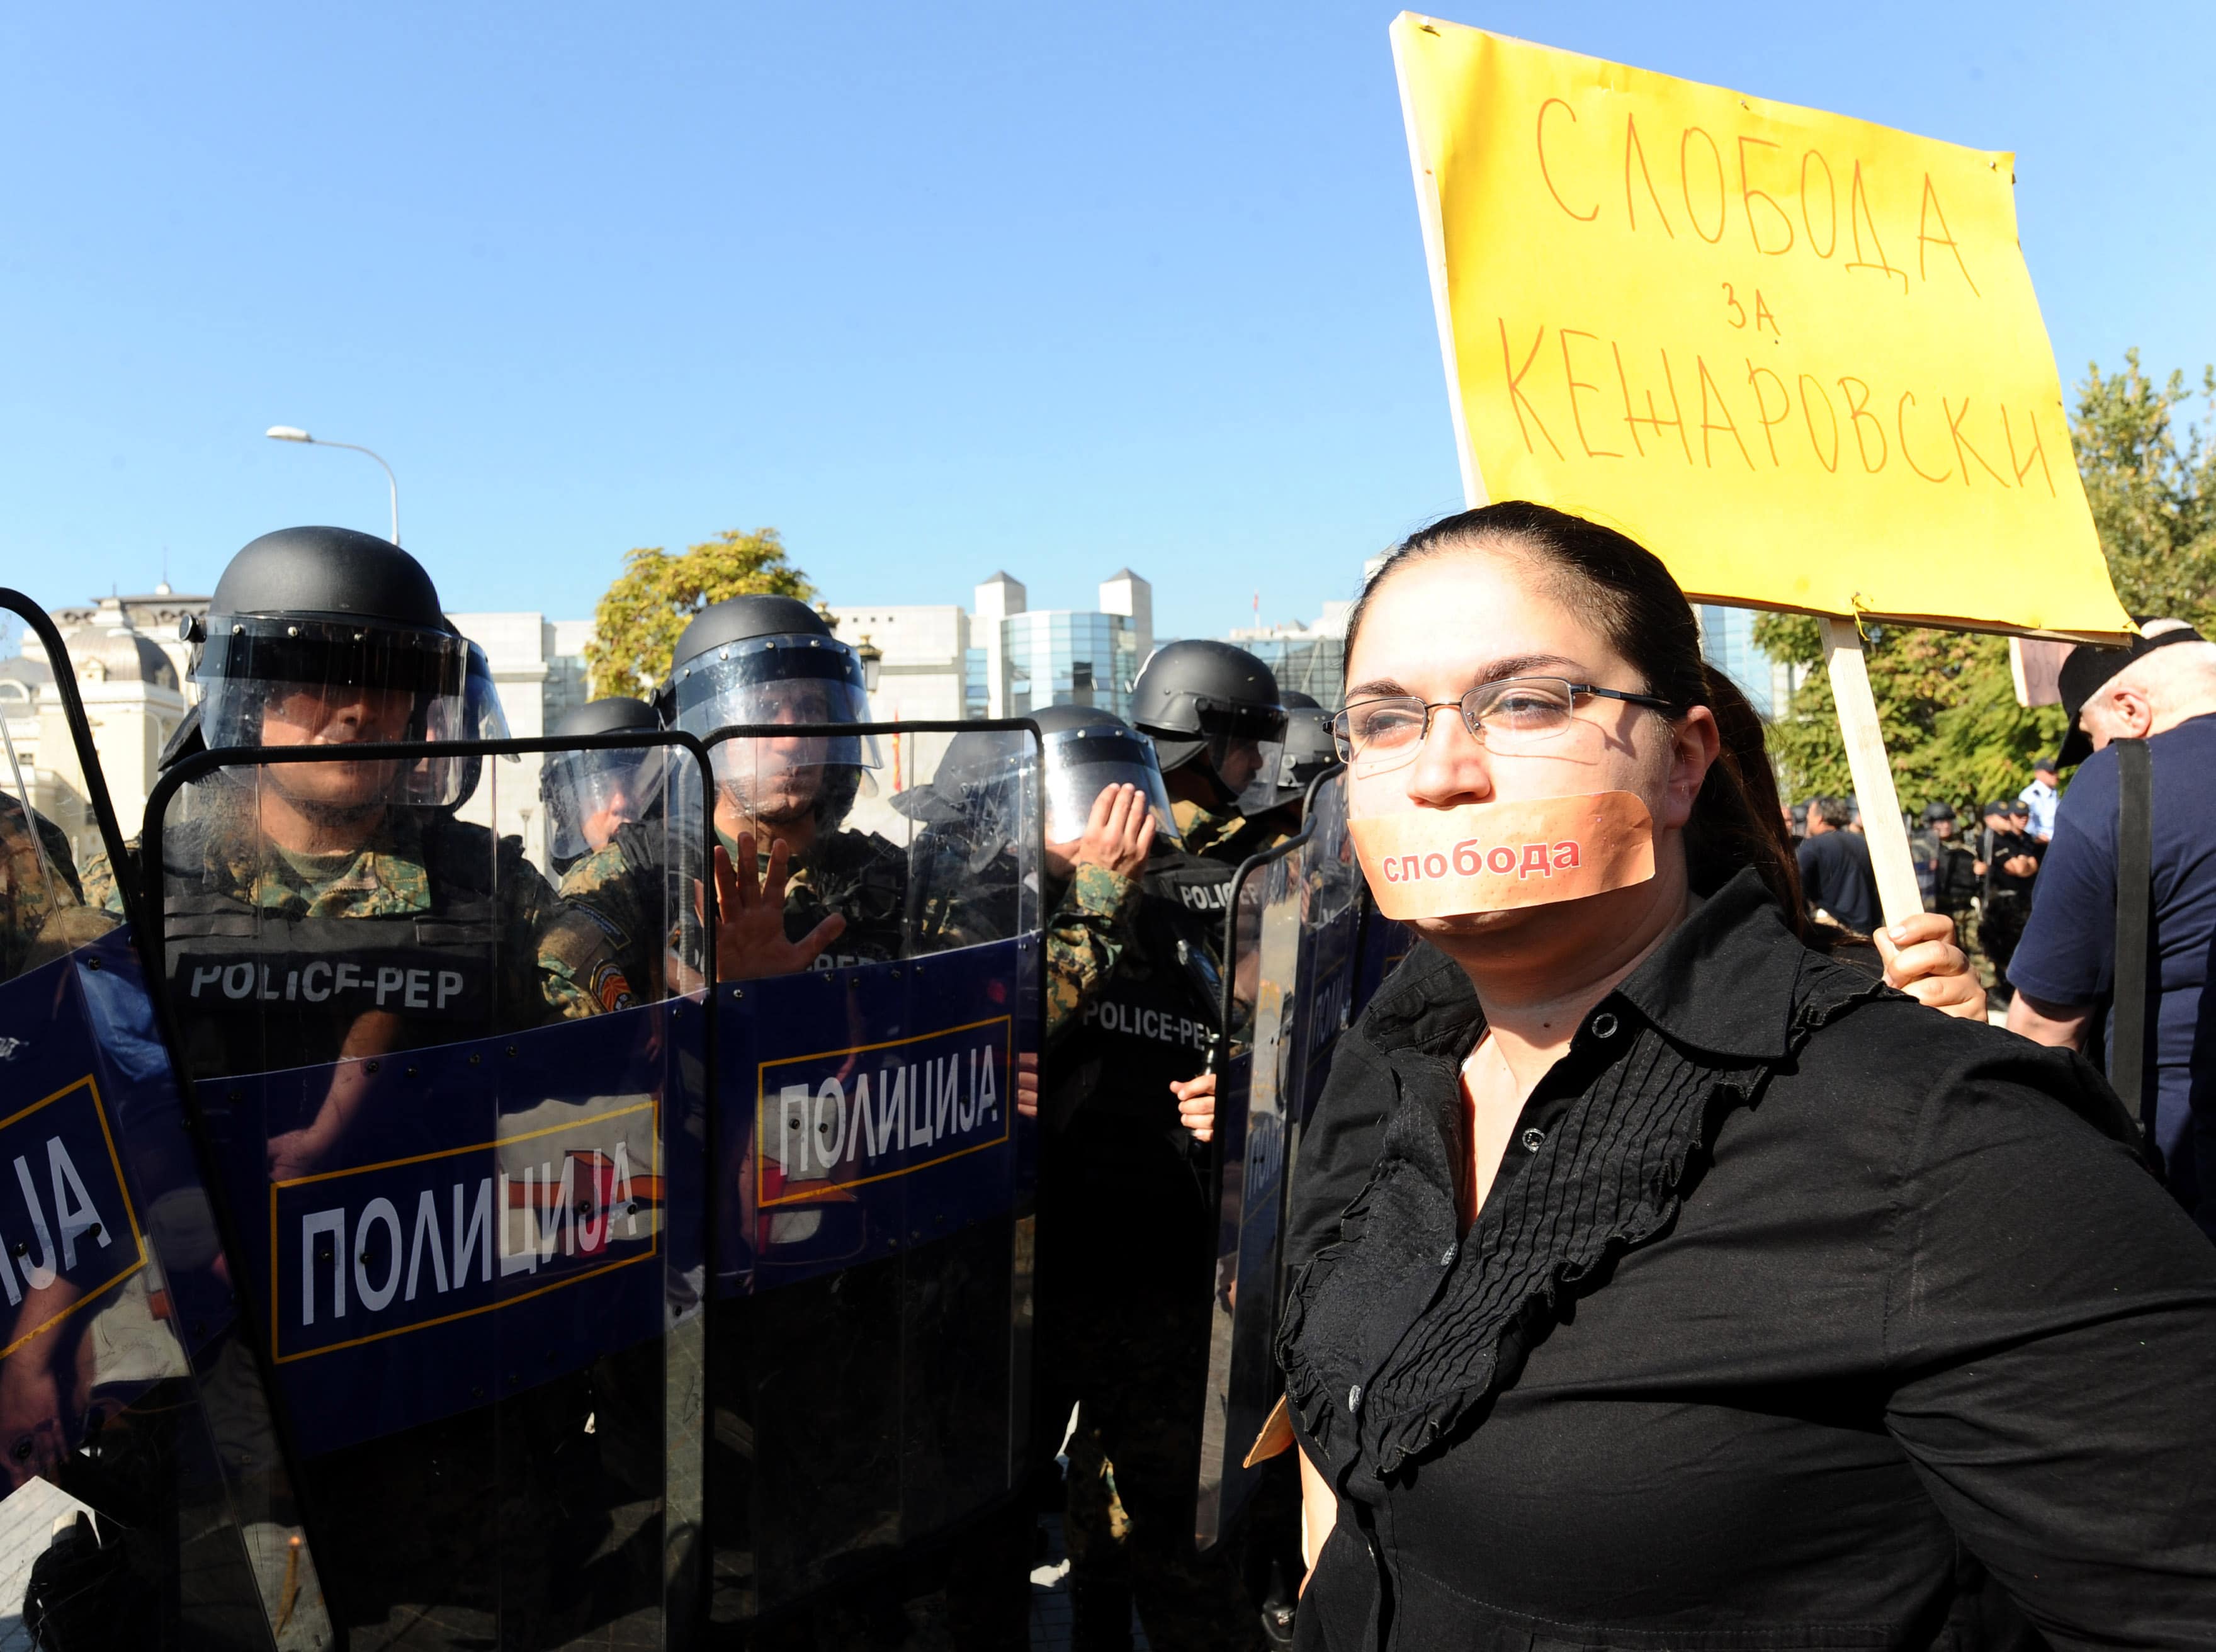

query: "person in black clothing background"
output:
1909 800 1979 927
1794 793 1882 934
1975 797 2044 1005
1277 502 2216 1651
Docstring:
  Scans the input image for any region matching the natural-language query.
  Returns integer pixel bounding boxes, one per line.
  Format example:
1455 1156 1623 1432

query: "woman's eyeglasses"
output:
1330 677 1675 772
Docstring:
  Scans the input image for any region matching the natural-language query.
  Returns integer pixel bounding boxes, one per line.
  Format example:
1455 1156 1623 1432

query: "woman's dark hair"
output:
1345 501 1804 931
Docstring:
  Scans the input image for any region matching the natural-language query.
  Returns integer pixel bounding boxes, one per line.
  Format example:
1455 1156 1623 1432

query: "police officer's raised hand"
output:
1172 1070 1218 1141
1874 912 1986 1022
709 834 846 980
1048 783 1156 880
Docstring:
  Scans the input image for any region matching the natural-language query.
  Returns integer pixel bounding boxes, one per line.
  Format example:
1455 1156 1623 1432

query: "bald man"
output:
2008 622 2216 1236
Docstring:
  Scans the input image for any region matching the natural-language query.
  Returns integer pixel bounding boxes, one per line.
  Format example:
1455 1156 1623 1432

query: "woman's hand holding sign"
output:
1875 912 1986 1021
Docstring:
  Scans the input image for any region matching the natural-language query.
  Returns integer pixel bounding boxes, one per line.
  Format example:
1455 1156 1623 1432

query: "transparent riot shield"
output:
145 723 713 1650
701 720 1041 1638
1193 821 1306 1549
1284 769 1360 1151
1351 874 1413 1022
0 590 329 1650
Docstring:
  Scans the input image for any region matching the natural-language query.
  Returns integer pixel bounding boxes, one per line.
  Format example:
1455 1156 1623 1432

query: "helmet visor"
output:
195 614 476 805
542 746 672 863
1041 727 1181 847
1221 732 1289 818
670 636 881 766
196 615 470 749
460 641 512 744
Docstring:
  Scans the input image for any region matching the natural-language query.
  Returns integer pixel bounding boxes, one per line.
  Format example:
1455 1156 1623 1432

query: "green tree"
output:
583 528 819 698
2072 350 2216 622
1755 351 2215 810
1751 615 2064 810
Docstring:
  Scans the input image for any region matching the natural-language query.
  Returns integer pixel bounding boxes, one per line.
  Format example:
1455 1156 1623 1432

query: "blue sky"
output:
2 3 2208 641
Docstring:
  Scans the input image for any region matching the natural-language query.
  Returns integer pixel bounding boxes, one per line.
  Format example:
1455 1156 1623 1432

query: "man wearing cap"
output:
2019 756 2061 842
2008 621 2216 1235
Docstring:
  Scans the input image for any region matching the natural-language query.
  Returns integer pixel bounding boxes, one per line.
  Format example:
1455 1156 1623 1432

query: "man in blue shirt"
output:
1795 796 1882 936
2009 622 2216 1235
2018 757 2060 842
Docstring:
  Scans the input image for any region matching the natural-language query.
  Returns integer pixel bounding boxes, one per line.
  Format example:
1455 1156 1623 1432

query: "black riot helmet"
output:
1030 704 1180 847
541 697 670 874
664 593 880 834
178 527 476 803
892 725 1036 883
1259 691 1340 809
1128 639 1287 813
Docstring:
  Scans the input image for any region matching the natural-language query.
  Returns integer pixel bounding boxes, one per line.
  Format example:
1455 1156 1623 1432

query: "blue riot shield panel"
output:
1194 830 1304 1549
699 722 1041 1637
146 728 711 1650
1284 771 1360 1146
0 592 330 1650
1351 878 1412 1019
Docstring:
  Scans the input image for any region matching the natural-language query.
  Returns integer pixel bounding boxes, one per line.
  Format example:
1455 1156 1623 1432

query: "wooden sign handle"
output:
1819 618 1923 931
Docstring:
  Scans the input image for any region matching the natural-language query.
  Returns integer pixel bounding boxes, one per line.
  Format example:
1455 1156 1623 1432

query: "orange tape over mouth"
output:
1348 791 1656 920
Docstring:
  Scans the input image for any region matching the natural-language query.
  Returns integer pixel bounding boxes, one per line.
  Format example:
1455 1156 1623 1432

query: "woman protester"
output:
1224 504 2216 1649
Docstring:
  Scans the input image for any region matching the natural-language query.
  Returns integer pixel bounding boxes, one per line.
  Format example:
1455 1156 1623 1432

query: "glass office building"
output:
1695 604 1784 718
997 608 1142 718
1236 633 1345 706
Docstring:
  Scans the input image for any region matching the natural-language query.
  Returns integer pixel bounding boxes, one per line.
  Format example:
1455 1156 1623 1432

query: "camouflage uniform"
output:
1175 795 1295 866
557 806 1130 1648
86 811 628 1025
2 798 113 982
1044 810 1266 1652
561 825 1139 1040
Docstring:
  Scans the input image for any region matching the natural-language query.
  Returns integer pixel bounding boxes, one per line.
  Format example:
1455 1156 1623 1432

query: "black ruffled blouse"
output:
1279 870 2216 1651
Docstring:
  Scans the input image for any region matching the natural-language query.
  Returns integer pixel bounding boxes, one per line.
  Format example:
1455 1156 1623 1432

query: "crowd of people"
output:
1784 767 2055 1005
4 510 2214 1648
1772 623 2216 1253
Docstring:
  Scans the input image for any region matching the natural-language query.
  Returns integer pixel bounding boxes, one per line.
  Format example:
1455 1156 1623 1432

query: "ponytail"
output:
1690 665 1804 934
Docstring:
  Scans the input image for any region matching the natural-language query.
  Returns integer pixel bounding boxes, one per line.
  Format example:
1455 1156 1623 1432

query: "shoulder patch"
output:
569 899 633 948
588 959 637 1014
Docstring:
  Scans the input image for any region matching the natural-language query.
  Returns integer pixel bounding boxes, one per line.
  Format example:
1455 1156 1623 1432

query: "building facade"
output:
6 562 1198 864
1695 604 1797 720
831 568 1153 830
4 587 205 873
1225 597 1355 706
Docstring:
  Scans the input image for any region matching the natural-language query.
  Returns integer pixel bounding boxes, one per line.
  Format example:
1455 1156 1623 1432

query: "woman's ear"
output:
1663 706 1721 830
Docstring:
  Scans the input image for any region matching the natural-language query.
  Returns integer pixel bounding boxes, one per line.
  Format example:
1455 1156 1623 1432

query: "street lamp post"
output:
265 426 400 546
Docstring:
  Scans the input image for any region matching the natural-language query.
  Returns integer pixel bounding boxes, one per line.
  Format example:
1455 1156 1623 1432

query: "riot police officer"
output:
664 594 908 977
111 526 646 1643
0 791 98 981
1909 801 1978 927
1047 688 1270 1649
1975 799 2044 1005
1130 640 1289 868
543 695 669 878
1230 689 1337 847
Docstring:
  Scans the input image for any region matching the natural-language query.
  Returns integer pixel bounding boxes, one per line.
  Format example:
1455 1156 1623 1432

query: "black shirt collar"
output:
1364 867 1808 1066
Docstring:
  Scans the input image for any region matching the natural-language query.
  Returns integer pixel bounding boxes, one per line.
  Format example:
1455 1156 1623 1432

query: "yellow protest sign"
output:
1391 14 2130 641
